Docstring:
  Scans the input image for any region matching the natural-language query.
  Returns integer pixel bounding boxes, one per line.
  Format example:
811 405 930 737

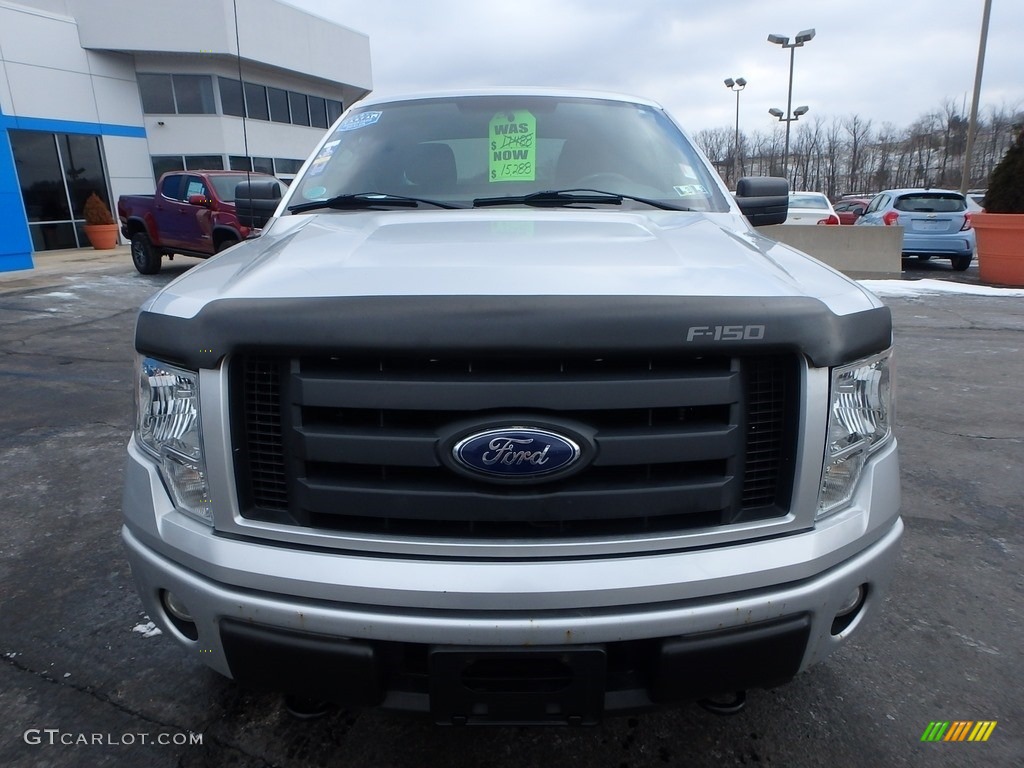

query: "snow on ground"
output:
132 621 163 638
860 279 1024 298
26 291 77 299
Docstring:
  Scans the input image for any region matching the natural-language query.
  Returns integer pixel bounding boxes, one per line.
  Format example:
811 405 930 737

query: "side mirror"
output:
235 180 283 230
187 194 212 208
735 176 789 227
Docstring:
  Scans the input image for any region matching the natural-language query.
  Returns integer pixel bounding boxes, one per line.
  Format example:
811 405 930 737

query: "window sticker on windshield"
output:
489 111 536 182
338 111 381 132
307 140 339 177
674 184 708 197
308 158 328 177
303 185 327 199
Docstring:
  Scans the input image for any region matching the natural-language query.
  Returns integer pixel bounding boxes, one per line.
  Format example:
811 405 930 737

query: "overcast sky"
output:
287 0 1022 136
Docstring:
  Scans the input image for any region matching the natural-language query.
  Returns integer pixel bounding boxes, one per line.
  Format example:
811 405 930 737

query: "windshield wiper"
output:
288 192 460 213
472 189 690 211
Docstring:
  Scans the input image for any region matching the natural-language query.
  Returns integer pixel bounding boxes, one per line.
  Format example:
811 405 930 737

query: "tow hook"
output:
698 691 747 716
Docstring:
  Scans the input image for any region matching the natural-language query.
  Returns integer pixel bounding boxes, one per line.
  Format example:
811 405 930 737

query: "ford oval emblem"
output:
453 427 581 480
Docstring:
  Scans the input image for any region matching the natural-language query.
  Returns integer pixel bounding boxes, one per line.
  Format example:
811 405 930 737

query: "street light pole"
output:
784 45 795 171
769 105 809 180
724 77 747 183
960 0 992 194
768 29 815 179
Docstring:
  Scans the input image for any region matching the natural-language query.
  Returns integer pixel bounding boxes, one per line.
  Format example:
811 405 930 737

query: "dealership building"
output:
0 0 371 272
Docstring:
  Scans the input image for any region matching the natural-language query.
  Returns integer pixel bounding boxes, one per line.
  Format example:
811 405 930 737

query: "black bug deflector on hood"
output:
136 295 891 370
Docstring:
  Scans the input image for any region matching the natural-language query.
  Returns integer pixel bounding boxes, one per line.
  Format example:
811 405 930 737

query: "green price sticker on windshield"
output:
489 111 536 182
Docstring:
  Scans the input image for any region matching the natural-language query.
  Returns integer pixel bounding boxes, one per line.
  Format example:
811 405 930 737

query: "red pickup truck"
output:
118 170 284 274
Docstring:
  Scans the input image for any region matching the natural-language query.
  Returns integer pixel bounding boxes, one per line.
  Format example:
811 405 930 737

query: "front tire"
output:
951 254 972 271
215 238 239 253
131 233 161 274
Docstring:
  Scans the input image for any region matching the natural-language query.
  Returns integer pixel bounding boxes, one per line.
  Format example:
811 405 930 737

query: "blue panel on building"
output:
0 104 146 273
0 114 147 139
0 119 34 273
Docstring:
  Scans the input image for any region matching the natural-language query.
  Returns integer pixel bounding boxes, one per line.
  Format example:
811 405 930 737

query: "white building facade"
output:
0 0 371 272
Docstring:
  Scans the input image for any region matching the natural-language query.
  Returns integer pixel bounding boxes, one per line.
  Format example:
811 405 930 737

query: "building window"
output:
219 77 245 117
172 75 215 114
253 157 274 174
152 155 225 177
274 158 303 175
142 73 341 125
268 87 290 123
184 155 225 171
152 156 185 181
139 74 215 114
230 156 297 176
244 82 269 120
308 96 328 129
327 99 344 124
138 74 175 114
288 92 310 126
11 130 110 251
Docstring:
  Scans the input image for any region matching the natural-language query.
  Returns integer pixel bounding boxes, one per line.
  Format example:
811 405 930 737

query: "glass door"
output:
10 130 111 251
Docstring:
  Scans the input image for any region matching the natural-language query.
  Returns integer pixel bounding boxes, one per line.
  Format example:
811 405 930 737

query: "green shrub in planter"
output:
983 126 1024 214
975 125 1024 286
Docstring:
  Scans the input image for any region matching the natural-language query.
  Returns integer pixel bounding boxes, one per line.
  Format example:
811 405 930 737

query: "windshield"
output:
290 95 729 211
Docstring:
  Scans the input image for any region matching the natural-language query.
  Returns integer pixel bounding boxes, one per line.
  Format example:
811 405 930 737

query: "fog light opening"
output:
160 590 199 641
831 584 867 636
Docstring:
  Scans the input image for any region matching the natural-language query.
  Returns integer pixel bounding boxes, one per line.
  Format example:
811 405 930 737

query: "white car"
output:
784 191 839 225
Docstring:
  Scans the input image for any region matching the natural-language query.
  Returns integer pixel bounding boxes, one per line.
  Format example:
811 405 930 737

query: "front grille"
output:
234 353 797 539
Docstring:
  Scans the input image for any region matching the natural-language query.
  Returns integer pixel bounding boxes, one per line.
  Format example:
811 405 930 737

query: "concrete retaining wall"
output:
762 225 903 276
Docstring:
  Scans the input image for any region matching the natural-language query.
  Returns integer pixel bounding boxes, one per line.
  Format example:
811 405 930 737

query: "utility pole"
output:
960 0 992 195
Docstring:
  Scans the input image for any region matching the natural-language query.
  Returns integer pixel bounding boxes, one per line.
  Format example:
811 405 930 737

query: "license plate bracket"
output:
429 646 606 725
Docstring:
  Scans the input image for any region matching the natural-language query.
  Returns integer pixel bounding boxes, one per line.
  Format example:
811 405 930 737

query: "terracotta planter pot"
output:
83 223 119 250
973 212 1024 287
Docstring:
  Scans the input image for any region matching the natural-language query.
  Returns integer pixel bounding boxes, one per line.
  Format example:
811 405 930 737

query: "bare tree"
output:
844 114 873 193
703 97 1023 197
693 127 732 183
823 119 844 199
871 122 899 192
937 98 968 186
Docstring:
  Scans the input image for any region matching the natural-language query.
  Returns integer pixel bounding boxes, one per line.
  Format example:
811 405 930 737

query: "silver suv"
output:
123 89 902 724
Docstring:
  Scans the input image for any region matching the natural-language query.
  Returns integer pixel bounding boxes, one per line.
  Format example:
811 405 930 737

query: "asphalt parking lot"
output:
0 252 1021 767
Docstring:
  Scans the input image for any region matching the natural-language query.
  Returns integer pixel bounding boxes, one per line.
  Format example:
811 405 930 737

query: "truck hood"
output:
146 209 881 319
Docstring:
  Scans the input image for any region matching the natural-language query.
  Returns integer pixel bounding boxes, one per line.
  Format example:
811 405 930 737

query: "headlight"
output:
817 350 893 519
136 356 212 524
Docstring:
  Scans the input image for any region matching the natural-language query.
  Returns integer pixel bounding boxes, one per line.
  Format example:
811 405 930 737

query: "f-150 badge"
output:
686 324 766 342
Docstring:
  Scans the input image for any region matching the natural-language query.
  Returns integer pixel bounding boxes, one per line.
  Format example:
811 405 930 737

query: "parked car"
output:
118 170 284 274
783 192 839 225
833 197 872 225
856 188 975 270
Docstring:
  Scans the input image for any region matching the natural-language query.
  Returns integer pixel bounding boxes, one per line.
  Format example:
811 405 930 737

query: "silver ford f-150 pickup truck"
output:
123 88 901 725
